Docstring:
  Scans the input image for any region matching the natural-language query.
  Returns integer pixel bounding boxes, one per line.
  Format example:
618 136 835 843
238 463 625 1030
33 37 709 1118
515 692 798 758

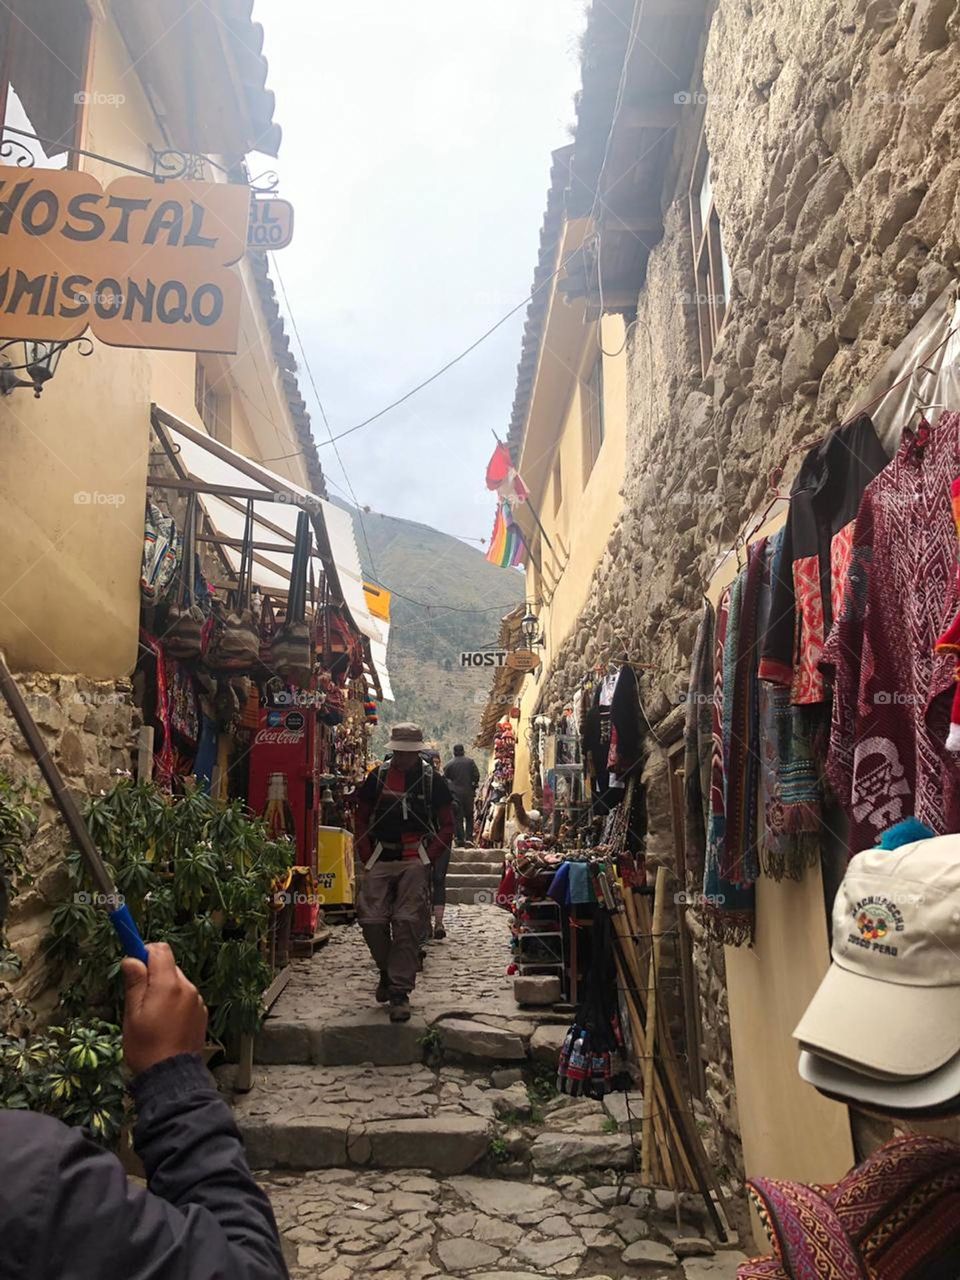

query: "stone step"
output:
445 872 502 891
445 886 502 906
235 1064 491 1174
256 1007 427 1067
450 847 505 865
447 860 506 876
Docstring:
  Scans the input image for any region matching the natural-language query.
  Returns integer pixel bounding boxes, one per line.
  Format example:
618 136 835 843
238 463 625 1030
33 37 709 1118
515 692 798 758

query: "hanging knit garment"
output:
722 539 767 885
821 412 960 852
683 599 715 886
757 533 823 880
702 578 756 945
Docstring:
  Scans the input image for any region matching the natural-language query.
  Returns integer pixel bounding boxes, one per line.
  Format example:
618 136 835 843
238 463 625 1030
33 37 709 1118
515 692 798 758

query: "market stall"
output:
133 407 391 1016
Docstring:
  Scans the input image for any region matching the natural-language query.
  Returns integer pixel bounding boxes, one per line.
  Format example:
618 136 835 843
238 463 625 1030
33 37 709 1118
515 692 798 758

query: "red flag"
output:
485 442 513 490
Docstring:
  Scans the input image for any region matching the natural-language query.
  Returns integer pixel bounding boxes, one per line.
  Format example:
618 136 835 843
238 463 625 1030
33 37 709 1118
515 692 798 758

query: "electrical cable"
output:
295 241 587 450
269 253 380 581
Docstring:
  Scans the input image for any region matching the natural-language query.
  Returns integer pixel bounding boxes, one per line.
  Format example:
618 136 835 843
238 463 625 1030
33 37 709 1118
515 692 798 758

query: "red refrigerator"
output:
247 703 320 935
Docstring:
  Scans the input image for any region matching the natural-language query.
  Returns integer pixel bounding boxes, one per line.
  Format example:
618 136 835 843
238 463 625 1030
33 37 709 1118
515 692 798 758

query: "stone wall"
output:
524 0 960 1179
0 673 140 1024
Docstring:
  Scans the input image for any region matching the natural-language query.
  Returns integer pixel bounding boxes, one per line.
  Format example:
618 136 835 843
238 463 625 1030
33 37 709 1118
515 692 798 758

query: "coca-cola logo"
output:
254 728 305 746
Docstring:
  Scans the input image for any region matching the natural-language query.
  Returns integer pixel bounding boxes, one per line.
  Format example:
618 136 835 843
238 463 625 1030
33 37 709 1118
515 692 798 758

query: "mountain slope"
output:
330 498 525 756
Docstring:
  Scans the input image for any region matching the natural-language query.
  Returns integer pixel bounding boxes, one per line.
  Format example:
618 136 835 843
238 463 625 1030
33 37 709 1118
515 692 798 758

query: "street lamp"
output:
521 607 544 648
0 337 93 398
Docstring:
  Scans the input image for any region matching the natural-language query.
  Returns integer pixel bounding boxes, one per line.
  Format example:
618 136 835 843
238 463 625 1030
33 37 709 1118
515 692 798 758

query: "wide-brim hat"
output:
794 835 960 1078
386 722 426 753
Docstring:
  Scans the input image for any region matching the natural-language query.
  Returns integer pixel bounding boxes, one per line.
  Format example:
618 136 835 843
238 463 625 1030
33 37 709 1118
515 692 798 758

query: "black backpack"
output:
372 759 438 836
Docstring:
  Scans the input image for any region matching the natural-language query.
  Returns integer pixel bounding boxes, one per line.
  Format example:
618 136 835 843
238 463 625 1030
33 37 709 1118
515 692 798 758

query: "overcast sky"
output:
252 1 587 546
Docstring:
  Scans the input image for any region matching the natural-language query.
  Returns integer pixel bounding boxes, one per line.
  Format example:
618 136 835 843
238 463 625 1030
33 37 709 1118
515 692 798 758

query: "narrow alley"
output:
234 893 748 1280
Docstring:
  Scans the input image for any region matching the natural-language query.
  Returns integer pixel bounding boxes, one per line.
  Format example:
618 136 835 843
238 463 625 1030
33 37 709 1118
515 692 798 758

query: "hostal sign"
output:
0 168 251 353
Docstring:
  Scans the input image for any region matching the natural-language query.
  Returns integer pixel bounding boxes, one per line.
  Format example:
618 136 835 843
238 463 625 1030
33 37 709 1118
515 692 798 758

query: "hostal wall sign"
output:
0 168 251 353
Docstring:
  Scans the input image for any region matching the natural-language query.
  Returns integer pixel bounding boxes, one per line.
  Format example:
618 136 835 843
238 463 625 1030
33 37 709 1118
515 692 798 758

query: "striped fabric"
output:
486 499 524 568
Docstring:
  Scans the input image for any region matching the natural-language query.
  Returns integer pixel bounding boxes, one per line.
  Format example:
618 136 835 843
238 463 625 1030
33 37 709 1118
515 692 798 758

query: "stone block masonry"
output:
0 671 140 1020
520 0 960 1179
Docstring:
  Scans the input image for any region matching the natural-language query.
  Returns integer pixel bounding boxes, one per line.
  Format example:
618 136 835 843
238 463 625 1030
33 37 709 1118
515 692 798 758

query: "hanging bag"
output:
272 511 314 686
207 501 260 670
140 501 182 604
165 495 206 661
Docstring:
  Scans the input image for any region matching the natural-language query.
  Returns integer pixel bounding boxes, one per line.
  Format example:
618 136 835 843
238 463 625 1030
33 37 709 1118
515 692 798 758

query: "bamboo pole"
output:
642 867 668 1183
613 946 675 1185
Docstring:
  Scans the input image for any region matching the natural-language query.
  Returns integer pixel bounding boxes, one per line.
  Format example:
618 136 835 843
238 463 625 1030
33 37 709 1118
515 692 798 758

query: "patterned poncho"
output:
821 410 960 850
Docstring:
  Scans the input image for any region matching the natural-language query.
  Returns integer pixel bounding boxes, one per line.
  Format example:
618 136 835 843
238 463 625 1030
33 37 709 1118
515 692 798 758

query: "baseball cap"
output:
793 835 960 1079
798 1048 960 1113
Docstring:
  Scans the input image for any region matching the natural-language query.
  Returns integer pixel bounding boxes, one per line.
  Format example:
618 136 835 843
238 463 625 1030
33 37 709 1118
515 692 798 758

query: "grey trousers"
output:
357 860 430 995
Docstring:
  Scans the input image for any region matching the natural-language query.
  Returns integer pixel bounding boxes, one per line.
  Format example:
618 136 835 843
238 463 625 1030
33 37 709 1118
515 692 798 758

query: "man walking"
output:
354 723 454 1021
444 744 481 847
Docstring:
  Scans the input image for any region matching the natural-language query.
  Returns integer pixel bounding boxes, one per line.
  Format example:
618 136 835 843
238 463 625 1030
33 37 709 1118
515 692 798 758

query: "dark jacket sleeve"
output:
6 1054 287 1280
470 761 480 789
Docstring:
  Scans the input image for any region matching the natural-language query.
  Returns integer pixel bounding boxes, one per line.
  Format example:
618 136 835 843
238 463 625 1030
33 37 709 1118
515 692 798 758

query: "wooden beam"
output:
148 476 292 504
197 533 294 555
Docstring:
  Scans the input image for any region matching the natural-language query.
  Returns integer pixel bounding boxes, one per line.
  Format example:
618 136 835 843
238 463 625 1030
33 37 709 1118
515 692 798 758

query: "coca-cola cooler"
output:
247 704 321 933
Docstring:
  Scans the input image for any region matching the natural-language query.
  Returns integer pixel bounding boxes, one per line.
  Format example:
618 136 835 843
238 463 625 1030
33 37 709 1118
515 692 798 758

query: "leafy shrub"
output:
0 1019 125 1145
47 781 293 1045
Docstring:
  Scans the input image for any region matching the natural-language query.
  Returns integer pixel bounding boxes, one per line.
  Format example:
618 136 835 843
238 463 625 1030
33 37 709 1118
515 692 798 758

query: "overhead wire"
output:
269 252 380 582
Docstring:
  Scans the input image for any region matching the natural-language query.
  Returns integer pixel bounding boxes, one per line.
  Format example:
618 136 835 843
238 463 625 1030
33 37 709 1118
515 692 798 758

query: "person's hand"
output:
121 942 208 1076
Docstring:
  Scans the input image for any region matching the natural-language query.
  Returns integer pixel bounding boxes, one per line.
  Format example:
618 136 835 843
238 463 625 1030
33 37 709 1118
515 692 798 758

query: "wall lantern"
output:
0 337 93 398
520 607 545 648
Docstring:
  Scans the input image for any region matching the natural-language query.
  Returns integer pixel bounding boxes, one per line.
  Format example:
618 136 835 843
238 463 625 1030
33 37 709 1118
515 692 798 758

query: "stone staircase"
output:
444 845 505 905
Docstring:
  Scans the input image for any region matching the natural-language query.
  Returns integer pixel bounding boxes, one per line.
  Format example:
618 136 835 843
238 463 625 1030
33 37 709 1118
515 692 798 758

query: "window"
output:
582 355 605 483
552 455 562 516
0 1 91 170
688 130 732 377
195 359 232 445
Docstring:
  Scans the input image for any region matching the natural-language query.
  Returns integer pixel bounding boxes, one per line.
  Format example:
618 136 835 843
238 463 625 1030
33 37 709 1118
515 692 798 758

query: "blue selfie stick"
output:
0 651 149 964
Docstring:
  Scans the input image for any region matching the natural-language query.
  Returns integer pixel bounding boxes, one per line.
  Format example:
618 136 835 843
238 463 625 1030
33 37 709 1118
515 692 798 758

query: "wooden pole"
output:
642 867 667 1183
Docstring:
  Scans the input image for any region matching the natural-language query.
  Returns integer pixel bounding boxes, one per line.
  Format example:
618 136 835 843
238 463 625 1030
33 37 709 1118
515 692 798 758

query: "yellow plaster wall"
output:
511 303 628 802
0 16 159 678
0 13 314 678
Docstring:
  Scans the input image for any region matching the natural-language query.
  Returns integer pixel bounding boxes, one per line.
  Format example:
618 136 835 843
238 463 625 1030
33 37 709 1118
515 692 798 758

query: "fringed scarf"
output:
683 599 715 886
722 539 766 885
758 532 823 881
702 575 755 946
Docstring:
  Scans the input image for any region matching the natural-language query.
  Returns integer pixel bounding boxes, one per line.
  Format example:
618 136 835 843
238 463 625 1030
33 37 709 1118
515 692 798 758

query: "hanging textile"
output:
758 533 823 880
702 579 756 944
608 663 643 779
821 411 960 850
485 499 524 568
683 599 715 886
722 538 766 886
759 414 889 703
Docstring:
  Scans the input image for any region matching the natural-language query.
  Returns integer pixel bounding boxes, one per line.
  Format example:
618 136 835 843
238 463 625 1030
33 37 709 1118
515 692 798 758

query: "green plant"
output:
47 780 294 1046
489 1136 510 1163
526 1061 558 1106
0 774 38 979
0 1019 125 1145
602 1115 619 1134
418 1026 444 1063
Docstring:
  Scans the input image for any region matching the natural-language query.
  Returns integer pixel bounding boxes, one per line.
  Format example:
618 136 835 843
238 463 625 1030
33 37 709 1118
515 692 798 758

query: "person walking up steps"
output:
354 724 454 1021
443 744 480 847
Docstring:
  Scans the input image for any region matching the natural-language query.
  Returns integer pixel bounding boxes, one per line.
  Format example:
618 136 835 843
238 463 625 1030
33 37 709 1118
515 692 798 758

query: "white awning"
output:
150 406 390 697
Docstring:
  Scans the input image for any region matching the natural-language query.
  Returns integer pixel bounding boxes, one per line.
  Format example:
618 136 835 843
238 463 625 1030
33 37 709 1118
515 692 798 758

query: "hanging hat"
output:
793 835 960 1082
385 722 426 753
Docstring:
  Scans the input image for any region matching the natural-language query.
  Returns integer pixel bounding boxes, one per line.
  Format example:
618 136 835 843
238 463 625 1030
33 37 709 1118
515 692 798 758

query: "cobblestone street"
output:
236 905 748 1279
